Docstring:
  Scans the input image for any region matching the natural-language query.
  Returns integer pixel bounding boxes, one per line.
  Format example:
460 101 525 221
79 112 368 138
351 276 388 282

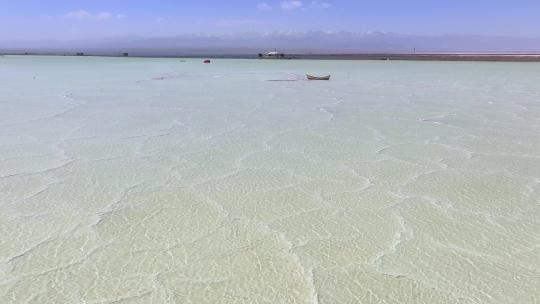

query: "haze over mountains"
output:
3 31 540 55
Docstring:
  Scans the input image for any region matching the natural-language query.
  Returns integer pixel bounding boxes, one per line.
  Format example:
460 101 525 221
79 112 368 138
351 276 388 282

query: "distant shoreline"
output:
294 53 540 62
2 51 540 62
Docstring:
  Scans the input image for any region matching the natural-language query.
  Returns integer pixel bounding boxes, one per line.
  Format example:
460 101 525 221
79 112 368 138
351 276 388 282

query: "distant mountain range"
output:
2 31 540 54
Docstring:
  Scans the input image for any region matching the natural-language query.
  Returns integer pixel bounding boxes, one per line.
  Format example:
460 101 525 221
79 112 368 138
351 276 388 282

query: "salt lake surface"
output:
1 56 539 304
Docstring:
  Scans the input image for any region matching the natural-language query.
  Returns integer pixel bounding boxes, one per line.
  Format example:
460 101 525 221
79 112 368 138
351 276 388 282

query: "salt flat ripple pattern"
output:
0 56 539 304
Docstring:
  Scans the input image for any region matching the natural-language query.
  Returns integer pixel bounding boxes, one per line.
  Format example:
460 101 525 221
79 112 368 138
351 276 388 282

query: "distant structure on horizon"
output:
258 50 289 59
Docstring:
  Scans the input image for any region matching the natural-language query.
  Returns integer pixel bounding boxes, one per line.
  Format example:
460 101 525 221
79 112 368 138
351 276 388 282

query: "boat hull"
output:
307 75 331 80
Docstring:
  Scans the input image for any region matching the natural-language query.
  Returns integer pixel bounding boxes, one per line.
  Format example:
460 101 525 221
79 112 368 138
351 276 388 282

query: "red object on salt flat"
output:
204 60 211 63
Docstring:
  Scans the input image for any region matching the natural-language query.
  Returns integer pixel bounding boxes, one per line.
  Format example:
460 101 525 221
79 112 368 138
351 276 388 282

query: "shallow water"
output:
1 55 539 304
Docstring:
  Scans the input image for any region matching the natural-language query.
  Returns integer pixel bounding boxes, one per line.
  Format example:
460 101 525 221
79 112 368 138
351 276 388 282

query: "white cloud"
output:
96 12 113 20
281 1 303 10
312 1 331 9
65 10 126 20
257 3 272 11
65 10 91 19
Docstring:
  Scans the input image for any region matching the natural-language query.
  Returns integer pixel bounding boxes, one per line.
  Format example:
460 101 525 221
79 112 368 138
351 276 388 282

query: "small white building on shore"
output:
258 50 286 59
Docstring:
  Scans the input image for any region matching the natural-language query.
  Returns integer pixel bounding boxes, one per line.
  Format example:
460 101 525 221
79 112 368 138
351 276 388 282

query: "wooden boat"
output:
307 74 331 80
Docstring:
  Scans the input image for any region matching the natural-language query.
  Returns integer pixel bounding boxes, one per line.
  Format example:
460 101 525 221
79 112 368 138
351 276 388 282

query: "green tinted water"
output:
1 56 539 303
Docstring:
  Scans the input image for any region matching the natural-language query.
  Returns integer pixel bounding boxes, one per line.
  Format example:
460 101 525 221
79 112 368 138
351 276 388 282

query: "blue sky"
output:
1 0 540 41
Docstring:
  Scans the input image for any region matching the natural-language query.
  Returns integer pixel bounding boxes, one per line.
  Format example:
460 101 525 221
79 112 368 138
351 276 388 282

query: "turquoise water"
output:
1 56 539 303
